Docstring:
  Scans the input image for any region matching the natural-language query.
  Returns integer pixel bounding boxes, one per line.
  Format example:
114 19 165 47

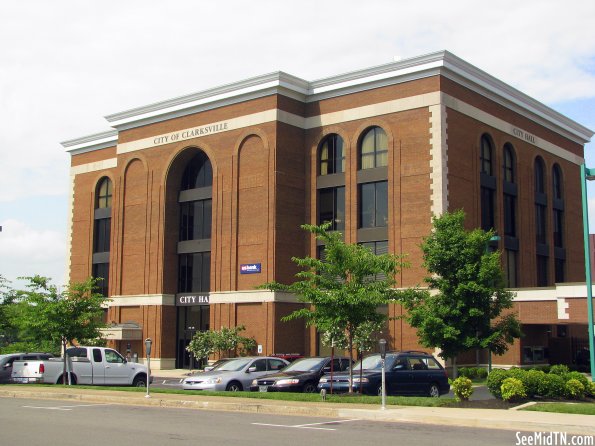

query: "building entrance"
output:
176 304 210 369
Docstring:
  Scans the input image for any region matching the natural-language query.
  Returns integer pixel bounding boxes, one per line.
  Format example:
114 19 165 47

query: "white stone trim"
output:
100 327 143 341
70 158 118 176
117 110 278 154
429 101 448 218
99 51 592 144
443 95 584 165
557 298 570 320
62 130 118 155
209 290 300 304
512 283 595 301
108 294 176 307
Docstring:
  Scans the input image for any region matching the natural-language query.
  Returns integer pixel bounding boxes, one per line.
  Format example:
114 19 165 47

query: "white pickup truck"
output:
11 346 151 387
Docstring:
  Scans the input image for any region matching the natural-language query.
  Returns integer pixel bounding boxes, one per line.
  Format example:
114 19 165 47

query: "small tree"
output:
187 330 216 368
400 211 522 377
14 276 109 384
262 223 410 392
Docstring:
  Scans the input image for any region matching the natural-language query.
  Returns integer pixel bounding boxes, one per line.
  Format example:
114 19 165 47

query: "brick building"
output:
63 51 593 369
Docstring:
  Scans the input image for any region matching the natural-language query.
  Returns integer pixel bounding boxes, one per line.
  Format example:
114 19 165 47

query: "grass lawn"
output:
17 384 452 407
521 402 595 416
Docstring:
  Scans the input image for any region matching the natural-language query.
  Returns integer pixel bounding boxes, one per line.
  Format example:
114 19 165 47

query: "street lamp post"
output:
487 235 501 373
378 338 387 410
580 164 595 382
144 338 152 398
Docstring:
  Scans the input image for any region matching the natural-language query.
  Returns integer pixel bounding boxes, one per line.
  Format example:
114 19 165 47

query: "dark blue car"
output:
318 351 450 397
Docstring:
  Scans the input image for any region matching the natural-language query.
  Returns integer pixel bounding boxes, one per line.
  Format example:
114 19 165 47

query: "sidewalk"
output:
1 384 593 435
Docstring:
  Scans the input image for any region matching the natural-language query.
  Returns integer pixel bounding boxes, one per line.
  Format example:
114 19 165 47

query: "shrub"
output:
475 368 488 380
451 377 474 402
524 369 545 398
487 369 509 399
537 373 566 398
563 372 590 392
501 378 527 402
565 379 585 399
587 382 595 398
549 364 570 375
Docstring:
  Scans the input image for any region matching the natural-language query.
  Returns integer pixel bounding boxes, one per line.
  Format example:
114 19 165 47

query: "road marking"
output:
23 403 111 411
252 419 360 431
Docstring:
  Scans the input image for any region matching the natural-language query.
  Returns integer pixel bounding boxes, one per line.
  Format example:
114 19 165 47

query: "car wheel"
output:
133 375 147 387
226 381 242 391
428 383 440 398
303 382 316 393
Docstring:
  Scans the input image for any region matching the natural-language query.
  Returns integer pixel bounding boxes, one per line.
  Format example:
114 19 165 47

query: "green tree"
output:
187 325 256 365
13 275 109 383
262 223 410 392
400 211 522 376
186 330 216 368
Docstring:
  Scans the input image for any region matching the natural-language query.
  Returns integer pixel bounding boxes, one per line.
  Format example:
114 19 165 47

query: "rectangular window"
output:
503 194 516 237
92 262 109 297
359 181 388 228
180 199 212 241
318 187 345 231
178 252 211 293
481 187 495 231
553 209 563 248
555 258 565 283
93 218 111 253
536 255 548 287
360 240 388 281
535 204 547 244
505 249 518 288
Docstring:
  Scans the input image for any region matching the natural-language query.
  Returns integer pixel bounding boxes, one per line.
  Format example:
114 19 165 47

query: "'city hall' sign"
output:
176 294 210 306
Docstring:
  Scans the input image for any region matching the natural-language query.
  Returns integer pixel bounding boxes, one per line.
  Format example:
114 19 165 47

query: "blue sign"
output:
240 263 261 274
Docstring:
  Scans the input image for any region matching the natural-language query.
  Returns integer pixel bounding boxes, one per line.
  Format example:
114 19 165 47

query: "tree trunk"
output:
451 356 458 379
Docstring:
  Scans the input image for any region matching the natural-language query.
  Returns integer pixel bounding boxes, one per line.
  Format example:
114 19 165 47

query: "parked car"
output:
182 356 289 391
11 346 150 386
318 351 450 397
250 356 352 393
0 353 54 384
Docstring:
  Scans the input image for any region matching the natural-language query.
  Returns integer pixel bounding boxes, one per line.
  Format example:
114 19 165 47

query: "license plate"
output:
12 378 28 383
259 385 268 392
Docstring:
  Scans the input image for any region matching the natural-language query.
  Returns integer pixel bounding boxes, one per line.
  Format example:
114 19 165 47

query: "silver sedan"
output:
182 356 288 391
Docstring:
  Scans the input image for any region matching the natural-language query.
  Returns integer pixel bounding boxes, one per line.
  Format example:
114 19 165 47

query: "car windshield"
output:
212 358 251 371
282 357 326 372
352 354 397 371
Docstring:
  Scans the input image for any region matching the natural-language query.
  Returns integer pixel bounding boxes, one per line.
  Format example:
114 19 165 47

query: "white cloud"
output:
0 219 67 287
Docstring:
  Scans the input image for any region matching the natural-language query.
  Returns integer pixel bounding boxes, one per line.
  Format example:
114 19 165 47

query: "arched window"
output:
359 126 387 170
93 177 112 297
178 151 212 293
319 134 345 175
552 164 565 282
480 134 496 232
534 157 548 286
502 143 518 287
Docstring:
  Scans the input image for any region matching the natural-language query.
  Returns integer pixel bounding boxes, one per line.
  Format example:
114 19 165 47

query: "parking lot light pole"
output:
144 338 152 398
379 339 387 410
580 164 595 382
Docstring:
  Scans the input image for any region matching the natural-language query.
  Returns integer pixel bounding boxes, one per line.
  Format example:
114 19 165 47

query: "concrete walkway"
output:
1 384 593 435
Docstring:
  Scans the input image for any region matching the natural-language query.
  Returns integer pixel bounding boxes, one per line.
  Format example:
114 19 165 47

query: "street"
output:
0 396 525 446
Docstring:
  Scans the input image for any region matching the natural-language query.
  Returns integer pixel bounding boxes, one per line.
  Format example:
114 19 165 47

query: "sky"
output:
1 0 595 289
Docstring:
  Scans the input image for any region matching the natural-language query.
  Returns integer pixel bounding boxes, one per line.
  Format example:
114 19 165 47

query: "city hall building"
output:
62 51 594 369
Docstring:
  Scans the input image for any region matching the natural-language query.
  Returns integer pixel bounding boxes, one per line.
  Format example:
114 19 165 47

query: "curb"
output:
1 388 593 435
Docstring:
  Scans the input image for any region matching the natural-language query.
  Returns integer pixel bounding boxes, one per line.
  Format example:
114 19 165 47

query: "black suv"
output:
250 356 352 393
0 353 54 384
317 351 449 397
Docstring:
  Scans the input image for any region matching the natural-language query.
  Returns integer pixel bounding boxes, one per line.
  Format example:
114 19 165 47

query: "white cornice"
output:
67 51 592 148
61 130 118 155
